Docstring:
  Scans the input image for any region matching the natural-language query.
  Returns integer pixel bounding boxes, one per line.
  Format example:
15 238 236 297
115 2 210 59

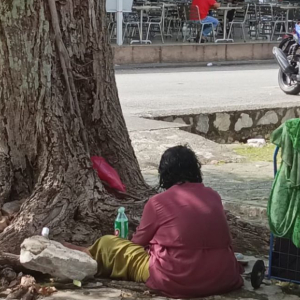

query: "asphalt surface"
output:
116 64 300 117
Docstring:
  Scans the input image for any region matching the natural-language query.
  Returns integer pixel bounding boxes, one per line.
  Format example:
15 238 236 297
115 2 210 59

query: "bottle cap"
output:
41 227 50 237
118 207 125 213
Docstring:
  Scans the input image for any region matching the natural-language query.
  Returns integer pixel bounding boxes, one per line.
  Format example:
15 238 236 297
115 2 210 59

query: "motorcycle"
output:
273 23 300 95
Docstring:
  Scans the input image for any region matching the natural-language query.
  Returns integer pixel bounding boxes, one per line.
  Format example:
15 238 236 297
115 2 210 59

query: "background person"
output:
191 0 220 42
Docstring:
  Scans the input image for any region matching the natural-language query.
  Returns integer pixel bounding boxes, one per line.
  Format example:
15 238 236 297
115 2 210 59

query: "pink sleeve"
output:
131 198 158 247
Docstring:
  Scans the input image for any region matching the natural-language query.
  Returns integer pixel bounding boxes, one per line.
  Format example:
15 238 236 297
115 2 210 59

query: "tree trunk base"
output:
0 211 270 272
226 211 270 255
0 252 21 271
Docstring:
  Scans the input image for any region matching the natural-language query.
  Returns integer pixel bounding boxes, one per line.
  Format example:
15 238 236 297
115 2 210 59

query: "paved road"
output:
116 64 300 116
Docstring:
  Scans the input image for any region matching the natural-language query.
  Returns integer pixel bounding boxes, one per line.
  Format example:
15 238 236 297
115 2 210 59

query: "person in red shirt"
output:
64 145 243 298
192 0 220 41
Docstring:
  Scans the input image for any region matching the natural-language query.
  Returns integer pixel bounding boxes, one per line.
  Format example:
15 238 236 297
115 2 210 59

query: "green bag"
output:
268 118 300 247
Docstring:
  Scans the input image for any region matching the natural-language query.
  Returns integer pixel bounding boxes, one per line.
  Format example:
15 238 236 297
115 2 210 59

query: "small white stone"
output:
247 138 266 148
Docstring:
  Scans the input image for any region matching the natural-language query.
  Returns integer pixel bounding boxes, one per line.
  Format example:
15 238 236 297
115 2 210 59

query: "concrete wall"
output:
113 42 277 65
151 106 300 143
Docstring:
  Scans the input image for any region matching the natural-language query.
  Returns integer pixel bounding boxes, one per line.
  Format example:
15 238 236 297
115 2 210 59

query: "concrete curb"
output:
115 59 276 71
113 42 278 66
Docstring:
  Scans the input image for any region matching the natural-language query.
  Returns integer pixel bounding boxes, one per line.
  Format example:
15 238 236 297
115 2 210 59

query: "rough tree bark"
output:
0 0 150 254
0 1 271 259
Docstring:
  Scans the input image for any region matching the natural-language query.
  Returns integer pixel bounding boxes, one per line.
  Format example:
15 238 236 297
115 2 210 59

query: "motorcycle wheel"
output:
278 37 294 55
278 69 300 95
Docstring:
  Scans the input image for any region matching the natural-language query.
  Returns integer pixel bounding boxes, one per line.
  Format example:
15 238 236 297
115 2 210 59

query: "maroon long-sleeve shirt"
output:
132 183 243 298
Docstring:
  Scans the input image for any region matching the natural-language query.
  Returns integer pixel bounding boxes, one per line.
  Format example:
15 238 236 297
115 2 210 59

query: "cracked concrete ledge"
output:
148 105 300 143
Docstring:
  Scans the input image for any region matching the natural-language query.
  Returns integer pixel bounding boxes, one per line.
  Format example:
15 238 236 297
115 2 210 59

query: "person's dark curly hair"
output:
158 145 202 190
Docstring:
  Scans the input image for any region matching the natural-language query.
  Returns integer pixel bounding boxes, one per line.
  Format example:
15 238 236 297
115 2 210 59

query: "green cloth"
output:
268 118 300 247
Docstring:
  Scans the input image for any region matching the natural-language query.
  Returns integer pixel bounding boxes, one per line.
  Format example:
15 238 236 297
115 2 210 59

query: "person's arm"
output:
213 2 221 9
210 0 220 9
131 198 158 247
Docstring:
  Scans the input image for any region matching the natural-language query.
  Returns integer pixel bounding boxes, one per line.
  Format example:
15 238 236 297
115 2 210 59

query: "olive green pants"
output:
88 235 150 282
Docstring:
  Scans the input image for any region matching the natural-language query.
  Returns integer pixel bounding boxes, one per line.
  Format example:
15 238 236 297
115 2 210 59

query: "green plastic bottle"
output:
114 207 128 239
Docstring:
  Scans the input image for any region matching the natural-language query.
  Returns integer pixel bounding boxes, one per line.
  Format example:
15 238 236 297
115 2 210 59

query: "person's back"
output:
192 0 219 20
152 183 231 250
133 182 243 298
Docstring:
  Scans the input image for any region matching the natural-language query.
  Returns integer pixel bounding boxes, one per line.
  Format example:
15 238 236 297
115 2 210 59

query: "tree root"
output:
0 252 21 271
0 153 13 207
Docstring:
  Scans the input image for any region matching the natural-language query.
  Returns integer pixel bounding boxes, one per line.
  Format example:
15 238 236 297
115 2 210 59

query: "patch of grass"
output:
234 144 281 163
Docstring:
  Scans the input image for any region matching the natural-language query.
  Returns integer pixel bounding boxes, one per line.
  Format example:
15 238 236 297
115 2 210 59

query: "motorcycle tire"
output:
279 37 294 55
278 69 300 95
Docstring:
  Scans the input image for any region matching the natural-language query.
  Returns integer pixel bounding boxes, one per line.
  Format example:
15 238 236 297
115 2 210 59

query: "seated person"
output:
65 145 244 298
191 0 220 42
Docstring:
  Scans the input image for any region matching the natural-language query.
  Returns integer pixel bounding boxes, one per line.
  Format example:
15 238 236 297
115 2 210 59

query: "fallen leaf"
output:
143 290 151 295
121 291 133 298
38 286 57 296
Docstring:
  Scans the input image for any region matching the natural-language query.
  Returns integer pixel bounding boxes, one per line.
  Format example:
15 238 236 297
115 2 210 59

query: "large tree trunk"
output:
0 0 149 254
